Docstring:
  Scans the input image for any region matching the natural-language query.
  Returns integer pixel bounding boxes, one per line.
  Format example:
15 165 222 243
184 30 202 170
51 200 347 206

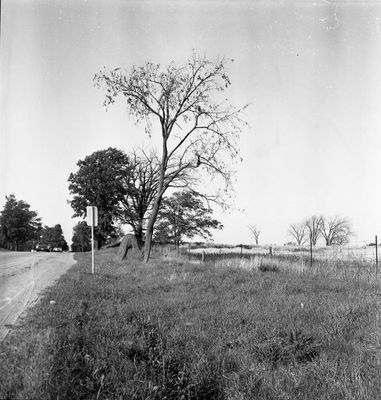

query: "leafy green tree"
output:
154 191 222 247
68 147 130 248
0 194 41 251
40 224 68 250
95 52 247 261
71 222 91 252
68 148 163 249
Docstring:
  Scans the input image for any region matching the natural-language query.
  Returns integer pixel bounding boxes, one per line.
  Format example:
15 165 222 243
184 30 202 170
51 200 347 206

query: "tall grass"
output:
1 248 381 399
187 250 381 282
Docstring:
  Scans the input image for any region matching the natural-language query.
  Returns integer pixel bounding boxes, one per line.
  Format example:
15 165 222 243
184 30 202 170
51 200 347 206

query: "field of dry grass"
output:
189 243 378 262
187 244 380 280
1 247 381 399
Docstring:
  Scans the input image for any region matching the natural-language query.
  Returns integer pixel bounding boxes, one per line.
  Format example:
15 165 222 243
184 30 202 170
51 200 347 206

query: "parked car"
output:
35 243 51 252
52 247 63 252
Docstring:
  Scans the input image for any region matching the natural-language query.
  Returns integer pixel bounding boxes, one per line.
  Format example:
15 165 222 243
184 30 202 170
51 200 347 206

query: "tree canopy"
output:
289 222 307 246
68 148 164 248
94 52 247 261
320 216 352 246
71 221 91 252
68 147 130 247
305 215 323 246
154 191 222 246
119 150 160 248
0 194 41 251
40 224 68 250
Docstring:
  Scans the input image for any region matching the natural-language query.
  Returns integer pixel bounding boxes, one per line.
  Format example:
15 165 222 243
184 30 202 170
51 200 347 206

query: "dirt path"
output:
0 252 76 340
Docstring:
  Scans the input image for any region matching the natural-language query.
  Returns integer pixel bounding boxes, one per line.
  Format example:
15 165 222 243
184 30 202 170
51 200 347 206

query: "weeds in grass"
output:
253 329 320 368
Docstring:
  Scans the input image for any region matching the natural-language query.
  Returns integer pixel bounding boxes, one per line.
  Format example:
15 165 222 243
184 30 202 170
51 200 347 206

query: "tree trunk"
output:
117 234 139 262
135 223 144 249
144 127 168 263
144 198 162 262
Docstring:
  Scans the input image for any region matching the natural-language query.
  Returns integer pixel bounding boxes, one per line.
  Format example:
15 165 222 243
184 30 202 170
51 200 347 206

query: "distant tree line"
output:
289 215 353 246
0 194 68 251
71 221 91 252
248 215 353 248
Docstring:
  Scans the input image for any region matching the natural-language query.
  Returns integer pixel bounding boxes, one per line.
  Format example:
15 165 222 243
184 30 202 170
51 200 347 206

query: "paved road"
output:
0 251 76 340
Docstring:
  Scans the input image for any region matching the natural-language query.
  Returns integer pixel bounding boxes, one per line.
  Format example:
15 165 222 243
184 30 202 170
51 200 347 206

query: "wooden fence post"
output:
309 236 313 268
376 235 378 269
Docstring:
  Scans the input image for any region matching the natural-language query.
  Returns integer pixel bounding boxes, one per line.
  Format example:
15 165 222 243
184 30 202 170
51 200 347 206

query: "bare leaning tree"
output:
248 225 260 246
94 52 247 262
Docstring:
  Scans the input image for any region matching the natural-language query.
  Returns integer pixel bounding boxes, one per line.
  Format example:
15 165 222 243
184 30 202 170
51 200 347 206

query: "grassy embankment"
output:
1 248 381 399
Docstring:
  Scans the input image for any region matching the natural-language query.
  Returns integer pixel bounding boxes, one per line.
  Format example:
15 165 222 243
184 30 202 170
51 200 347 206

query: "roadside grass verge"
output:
1 248 381 399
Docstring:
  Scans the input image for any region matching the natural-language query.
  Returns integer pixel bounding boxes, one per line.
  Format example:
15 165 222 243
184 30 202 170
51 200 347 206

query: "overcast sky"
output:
1 0 381 246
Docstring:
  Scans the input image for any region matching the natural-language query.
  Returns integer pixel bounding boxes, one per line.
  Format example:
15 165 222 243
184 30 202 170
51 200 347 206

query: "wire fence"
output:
165 239 381 281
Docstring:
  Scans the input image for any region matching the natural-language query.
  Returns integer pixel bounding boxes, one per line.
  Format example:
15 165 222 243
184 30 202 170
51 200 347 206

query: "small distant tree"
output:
71 222 91 252
40 224 68 250
248 225 260 245
305 215 323 246
289 223 307 246
320 216 352 246
95 52 247 262
0 194 41 251
154 191 222 248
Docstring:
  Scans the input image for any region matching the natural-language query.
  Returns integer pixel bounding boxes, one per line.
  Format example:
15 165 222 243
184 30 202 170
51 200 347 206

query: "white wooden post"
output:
86 206 98 274
91 224 94 274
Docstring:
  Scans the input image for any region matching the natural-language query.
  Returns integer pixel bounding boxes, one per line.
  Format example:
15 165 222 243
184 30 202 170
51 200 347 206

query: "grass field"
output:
1 248 381 399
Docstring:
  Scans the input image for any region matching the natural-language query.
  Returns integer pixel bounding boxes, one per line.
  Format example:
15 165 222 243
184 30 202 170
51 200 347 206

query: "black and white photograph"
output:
1 0 381 398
